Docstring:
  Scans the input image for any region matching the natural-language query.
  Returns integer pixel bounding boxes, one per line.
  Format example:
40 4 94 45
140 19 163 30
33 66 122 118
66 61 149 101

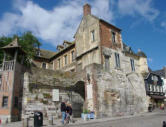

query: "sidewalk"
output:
2 111 166 127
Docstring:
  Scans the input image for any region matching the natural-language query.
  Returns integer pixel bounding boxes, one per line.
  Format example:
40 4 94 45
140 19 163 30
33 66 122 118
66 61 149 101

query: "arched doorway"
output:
71 81 85 117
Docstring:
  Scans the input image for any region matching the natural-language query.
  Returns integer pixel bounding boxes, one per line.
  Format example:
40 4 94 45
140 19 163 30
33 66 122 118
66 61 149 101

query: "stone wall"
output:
22 67 85 120
84 64 149 118
75 15 101 69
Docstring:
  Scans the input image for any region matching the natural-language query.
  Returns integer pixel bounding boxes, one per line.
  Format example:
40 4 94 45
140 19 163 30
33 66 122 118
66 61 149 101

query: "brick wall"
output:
99 21 122 50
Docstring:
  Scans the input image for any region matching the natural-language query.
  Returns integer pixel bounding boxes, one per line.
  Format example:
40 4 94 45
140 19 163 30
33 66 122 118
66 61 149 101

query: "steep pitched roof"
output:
1 38 20 49
74 14 121 38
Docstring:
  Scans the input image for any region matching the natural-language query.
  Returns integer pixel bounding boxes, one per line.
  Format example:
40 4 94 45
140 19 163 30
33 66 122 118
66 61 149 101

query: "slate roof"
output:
50 42 75 60
36 49 56 59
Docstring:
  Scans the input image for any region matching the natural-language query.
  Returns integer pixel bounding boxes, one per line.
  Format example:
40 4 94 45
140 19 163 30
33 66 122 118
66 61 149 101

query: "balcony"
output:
3 60 15 71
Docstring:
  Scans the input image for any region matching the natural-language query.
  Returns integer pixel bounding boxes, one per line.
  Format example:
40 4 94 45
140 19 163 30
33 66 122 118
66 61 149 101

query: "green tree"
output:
0 31 41 66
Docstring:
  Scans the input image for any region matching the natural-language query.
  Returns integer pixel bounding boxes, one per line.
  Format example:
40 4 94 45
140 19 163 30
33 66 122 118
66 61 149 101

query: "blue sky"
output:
0 0 166 70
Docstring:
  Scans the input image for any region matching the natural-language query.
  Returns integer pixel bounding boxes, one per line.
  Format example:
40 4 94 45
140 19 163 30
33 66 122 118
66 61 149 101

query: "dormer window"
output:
91 30 95 42
64 43 67 48
112 31 116 43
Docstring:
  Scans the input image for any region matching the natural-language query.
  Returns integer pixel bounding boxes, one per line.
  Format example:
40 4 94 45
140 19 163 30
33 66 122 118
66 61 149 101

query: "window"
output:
42 63 46 69
71 51 75 62
149 84 152 91
64 55 67 65
91 30 95 42
14 97 18 108
0 75 2 87
2 96 8 107
115 53 120 68
112 31 116 43
130 59 135 72
104 55 110 71
58 59 60 69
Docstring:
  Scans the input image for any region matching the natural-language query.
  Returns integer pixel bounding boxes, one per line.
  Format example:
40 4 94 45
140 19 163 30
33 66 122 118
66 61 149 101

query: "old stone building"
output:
31 3 149 117
0 3 150 123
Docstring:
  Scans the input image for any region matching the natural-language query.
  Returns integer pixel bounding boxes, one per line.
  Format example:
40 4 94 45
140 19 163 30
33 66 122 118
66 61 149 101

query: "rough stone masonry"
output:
84 64 149 118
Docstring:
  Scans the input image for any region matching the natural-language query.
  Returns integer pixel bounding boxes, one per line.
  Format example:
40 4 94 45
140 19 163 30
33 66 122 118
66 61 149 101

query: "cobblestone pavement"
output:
2 111 166 127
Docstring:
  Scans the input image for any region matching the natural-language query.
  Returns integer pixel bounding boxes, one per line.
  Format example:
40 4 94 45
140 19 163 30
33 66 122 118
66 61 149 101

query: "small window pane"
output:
115 53 120 68
2 96 8 107
112 32 116 43
130 59 135 72
91 30 95 42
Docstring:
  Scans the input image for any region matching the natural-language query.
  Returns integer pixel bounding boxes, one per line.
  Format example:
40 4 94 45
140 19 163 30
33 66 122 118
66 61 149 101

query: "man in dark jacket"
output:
61 101 66 124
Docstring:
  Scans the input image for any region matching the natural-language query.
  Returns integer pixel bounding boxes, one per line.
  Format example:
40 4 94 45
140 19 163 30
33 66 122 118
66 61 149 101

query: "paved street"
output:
64 112 166 127
2 112 166 127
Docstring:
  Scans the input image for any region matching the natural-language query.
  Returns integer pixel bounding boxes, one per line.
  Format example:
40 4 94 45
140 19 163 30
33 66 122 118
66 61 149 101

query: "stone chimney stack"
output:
83 4 91 16
163 66 166 78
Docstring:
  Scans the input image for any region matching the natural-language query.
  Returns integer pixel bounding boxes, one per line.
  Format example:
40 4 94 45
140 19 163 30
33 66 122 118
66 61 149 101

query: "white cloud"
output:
0 0 113 47
118 0 159 21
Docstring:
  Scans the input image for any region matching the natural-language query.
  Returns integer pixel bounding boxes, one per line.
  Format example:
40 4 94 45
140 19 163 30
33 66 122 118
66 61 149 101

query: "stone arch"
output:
70 80 85 117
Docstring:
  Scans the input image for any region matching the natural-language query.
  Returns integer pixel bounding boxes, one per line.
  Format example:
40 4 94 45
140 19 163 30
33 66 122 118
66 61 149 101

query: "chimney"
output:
83 4 91 16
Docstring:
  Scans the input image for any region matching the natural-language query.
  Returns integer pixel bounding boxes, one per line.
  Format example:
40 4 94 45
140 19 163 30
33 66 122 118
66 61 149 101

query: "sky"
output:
0 0 165 70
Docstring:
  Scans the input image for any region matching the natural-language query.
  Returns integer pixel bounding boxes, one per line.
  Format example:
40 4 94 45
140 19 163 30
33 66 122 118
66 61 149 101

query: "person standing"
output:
61 101 66 124
66 103 72 123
